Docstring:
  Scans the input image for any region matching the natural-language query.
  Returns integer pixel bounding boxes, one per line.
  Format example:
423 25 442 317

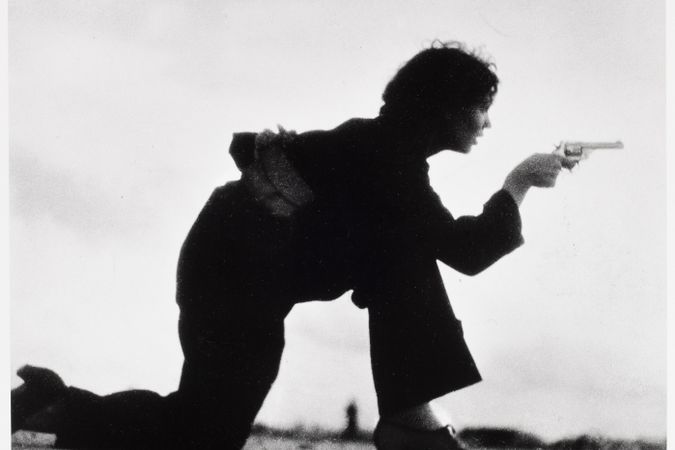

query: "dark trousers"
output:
46 182 479 449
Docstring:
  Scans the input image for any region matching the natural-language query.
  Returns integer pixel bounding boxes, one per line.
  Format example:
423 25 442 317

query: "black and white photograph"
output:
8 1 667 449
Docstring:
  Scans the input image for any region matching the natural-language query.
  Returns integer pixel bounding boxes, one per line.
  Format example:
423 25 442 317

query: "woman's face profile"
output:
429 103 492 155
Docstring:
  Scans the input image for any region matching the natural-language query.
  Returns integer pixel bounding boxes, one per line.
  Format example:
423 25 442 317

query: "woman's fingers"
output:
521 154 561 187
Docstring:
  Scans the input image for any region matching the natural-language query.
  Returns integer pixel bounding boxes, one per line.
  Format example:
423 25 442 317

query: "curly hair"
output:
380 41 499 123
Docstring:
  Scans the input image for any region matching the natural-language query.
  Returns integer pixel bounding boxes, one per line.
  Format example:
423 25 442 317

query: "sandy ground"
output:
12 431 376 449
243 435 374 449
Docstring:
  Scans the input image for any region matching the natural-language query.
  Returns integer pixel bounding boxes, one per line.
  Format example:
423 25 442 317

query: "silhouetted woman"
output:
12 41 573 449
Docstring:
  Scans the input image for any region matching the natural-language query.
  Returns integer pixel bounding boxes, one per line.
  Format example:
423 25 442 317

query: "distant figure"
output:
12 40 574 449
341 401 360 440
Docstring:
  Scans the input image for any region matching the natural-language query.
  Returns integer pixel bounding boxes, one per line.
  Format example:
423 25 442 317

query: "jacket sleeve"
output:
426 189 524 275
385 162 524 276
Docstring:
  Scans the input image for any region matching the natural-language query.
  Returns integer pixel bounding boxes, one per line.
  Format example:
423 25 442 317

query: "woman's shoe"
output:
11 365 67 432
374 420 466 450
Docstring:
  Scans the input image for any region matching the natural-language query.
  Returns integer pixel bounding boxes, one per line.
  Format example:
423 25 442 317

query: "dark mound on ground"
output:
458 426 546 448
549 434 666 450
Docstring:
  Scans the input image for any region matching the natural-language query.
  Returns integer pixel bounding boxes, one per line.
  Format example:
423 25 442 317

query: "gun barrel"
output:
573 141 624 150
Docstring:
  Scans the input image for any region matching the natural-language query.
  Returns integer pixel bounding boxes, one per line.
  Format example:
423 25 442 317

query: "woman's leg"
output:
171 181 295 448
363 252 477 449
12 183 294 449
171 300 291 449
366 256 481 416
12 370 168 449
11 302 290 450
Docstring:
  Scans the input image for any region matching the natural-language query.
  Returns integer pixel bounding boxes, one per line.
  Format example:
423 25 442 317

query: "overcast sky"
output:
9 0 666 442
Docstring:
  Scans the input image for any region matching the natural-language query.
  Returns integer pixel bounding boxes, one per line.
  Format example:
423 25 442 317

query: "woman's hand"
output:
503 153 575 205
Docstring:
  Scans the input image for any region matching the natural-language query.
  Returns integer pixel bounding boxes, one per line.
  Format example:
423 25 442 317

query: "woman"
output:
12 41 572 449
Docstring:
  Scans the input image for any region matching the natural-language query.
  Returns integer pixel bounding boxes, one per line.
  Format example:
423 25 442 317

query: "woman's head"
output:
380 41 498 126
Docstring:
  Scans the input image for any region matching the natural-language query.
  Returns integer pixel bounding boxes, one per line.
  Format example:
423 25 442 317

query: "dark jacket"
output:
229 117 524 308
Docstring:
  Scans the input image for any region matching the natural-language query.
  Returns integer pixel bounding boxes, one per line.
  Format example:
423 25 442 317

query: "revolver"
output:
553 141 624 166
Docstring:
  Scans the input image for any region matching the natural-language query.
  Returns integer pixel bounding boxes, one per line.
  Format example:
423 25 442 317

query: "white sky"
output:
8 0 666 442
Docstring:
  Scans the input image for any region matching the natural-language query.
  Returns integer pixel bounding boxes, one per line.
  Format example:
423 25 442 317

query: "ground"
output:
11 431 376 449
